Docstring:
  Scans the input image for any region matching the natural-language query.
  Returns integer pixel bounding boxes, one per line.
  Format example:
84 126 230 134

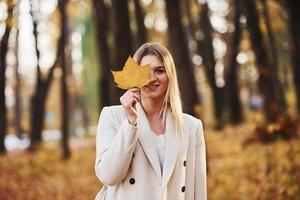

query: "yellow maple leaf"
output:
111 56 151 89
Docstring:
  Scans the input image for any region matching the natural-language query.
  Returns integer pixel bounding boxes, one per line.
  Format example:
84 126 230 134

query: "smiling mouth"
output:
146 85 159 89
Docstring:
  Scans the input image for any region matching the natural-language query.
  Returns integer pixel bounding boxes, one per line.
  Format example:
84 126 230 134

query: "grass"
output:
0 121 299 200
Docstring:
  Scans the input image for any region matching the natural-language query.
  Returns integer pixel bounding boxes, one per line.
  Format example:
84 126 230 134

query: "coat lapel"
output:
136 103 162 179
136 103 181 187
162 111 180 188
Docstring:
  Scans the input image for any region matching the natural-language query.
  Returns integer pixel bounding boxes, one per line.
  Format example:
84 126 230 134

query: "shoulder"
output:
101 105 124 114
182 113 203 133
99 105 126 123
182 113 202 128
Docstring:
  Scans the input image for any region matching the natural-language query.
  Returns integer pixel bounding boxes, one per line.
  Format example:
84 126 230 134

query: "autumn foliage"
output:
1 122 300 199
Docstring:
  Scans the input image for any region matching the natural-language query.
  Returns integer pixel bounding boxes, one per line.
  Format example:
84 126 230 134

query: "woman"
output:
95 43 206 200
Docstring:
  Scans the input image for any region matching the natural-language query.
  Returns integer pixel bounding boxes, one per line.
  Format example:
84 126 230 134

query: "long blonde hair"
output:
133 42 183 134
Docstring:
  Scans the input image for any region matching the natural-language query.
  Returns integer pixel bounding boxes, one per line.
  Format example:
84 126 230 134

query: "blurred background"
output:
0 0 300 199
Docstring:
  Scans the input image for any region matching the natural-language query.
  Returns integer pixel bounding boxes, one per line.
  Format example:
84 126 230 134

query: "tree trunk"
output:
261 0 286 110
285 0 300 115
14 27 23 138
197 3 225 128
111 0 133 104
58 0 71 160
224 0 243 125
0 0 13 154
92 0 112 107
165 0 200 115
133 0 147 46
182 0 205 107
29 0 43 147
29 1 66 150
241 0 281 122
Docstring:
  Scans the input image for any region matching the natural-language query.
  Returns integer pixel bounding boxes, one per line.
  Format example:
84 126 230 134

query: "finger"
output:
129 87 140 93
130 97 139 106
132 93 141 100
133 90 141 96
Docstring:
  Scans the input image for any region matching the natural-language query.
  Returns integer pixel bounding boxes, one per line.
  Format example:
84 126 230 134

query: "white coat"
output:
95 103 206 200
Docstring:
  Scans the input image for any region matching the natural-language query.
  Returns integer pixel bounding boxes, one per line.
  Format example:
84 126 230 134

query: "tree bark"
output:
0 0 13 154
92 0 112 107
285 0 300 114
224 0 244 124
14 27 23 138
133 0 147 46
29 0 44 147
111 0 133 104
165 0 200 115
261 0 286 110
197 3 225 128
29 0 66 150
58 0 71 159
241 0 281 122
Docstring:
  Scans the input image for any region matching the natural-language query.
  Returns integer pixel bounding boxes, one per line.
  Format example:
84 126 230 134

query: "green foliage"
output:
80 13 100 124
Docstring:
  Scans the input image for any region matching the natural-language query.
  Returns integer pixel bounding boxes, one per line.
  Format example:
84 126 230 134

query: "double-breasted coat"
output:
95 103 207 200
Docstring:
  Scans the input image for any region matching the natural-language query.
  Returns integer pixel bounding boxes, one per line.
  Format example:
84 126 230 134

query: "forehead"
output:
140 55 164 68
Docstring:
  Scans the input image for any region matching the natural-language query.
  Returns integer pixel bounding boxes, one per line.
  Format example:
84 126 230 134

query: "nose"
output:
149 70 157 81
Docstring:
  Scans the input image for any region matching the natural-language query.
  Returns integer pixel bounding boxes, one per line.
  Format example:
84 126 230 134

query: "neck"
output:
141 97 165 119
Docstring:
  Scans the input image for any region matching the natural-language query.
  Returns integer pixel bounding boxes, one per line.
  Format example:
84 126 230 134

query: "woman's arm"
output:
95 107 139 186
195 120 207 200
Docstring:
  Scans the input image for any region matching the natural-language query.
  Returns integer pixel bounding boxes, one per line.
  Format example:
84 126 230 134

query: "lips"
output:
146 84 159 89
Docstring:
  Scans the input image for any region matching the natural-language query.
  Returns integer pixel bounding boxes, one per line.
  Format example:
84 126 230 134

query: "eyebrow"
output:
153 66 165 70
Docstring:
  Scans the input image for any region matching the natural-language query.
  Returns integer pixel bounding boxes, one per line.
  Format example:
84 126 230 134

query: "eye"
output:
154 68 165 74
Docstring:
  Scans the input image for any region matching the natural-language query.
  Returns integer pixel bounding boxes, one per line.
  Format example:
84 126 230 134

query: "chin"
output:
142 91 166 100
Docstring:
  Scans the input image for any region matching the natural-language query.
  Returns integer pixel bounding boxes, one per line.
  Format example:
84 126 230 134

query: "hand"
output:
120 88 141 125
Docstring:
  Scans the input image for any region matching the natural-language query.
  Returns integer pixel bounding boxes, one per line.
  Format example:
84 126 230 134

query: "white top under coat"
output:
153 133 166 174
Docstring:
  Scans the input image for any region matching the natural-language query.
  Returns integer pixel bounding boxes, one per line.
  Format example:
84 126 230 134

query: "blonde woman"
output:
95 43 206 200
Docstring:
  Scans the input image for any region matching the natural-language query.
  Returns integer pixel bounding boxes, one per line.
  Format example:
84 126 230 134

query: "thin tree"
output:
261 0 286 110
224 0 244 124
111 0 133 104
197 2 225 128
133 0 147 46
29 0 45 148
14 27 23 138
284 0 300 115
92 0 112 107
0 0 13 153
241 0 282 122
29 1 68 149
165 0 200 115
58 0 71 159
181 0 205 107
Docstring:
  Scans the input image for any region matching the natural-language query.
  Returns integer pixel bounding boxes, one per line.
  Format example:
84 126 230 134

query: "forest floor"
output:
0 120 300 200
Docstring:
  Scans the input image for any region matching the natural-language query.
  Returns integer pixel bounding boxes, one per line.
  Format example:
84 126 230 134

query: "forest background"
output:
0 0 300 199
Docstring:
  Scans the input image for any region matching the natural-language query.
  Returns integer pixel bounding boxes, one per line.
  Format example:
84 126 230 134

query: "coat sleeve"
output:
95 107 139 186
195 120 207 200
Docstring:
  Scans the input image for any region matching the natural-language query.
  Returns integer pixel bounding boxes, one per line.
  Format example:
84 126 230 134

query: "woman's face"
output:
140 54 169 101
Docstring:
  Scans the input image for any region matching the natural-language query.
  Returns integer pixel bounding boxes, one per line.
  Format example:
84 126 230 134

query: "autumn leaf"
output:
111 56 151 89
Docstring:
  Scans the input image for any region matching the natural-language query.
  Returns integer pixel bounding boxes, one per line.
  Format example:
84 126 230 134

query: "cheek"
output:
160 76 169 91
161 75 169 86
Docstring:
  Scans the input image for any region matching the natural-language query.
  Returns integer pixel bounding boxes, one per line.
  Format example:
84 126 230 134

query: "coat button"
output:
183 160 186 167
129 178 135 184
181 186 185 192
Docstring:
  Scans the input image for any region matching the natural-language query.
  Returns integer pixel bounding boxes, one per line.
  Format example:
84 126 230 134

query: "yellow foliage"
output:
1 120 299 200
267 123 281 134
0 140 100 200
111 56 151 89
